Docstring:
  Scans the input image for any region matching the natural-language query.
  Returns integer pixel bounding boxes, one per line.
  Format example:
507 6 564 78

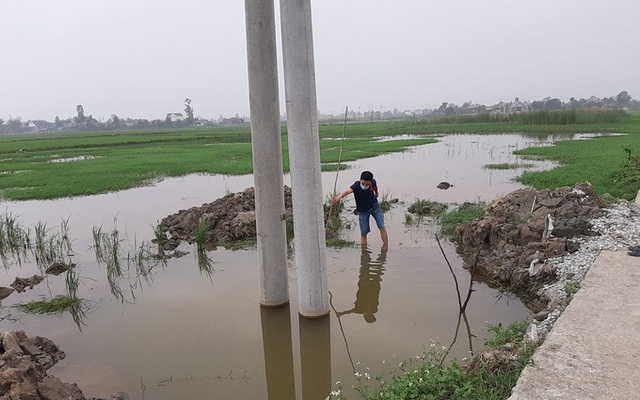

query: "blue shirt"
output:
350 179 378 212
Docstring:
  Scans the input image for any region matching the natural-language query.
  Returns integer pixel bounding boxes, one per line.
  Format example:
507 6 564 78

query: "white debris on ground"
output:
537 200 640 335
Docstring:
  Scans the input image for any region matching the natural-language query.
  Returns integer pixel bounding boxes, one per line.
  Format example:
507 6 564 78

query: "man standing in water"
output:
332 170 389 247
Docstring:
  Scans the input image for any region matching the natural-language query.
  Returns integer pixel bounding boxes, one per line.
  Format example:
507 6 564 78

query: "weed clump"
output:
16 295 82 314
440 201 488 238
332 321 538 400
408 198 447 216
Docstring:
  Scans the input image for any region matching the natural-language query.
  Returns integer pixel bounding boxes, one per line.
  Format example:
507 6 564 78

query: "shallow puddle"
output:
0 133 582 399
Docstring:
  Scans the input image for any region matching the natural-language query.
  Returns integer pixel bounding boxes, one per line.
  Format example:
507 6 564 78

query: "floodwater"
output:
0 133 576 399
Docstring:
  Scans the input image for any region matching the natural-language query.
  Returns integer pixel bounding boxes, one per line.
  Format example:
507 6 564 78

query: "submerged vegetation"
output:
15 295 82 314
408 198 447 216
0 214 75 270
91 220 165 302
484 163 535 170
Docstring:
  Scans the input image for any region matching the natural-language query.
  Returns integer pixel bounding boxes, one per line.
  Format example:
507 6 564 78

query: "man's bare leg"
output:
380 227 388 248
361 235 368 246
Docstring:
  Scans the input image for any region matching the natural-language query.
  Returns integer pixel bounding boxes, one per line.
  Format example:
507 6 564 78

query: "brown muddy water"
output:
0 133 578 399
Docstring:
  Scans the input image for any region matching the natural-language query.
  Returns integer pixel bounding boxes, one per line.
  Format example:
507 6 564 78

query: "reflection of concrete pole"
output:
300 316 331 400
280 0 329 318
245 0 289 307
261 306 296 400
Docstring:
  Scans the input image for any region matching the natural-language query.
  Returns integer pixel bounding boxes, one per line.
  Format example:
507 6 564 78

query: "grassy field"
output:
515 111 640 200
0 126 436 200
0 110 638 200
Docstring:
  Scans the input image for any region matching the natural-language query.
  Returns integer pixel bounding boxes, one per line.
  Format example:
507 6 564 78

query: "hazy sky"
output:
1 0 639 121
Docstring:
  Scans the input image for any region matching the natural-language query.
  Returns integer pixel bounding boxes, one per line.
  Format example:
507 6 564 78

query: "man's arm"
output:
332 187 354 204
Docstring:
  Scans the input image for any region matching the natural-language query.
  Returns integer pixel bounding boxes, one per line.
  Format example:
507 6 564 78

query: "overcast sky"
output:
1 0 639 121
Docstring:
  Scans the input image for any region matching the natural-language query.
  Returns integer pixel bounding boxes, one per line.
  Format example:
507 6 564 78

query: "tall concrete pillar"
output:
245 0 289 307
280 0 329 317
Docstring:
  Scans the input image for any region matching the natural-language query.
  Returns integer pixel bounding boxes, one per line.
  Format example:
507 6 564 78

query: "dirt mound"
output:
160 186 292 245
1 331 84 399
1 331 130 400
456 182 602 312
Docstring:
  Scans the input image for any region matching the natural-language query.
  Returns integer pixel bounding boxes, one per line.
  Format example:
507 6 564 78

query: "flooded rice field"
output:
0 133 579 399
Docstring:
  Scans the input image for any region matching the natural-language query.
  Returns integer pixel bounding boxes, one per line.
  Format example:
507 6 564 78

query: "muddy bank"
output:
159 186 292 246
0 331 128 400
455 182 603 313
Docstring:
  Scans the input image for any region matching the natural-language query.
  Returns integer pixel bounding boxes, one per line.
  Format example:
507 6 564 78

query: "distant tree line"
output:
1 91 638 134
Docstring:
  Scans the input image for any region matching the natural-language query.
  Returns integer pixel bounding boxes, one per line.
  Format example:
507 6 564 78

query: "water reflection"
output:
195 249 215 282
441 311 474 365
260 307 332 400
337 246 387 323
260 306 296 400
300 316 331 400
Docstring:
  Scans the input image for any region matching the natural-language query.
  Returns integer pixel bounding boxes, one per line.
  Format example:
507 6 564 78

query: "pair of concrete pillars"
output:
245 0 329 318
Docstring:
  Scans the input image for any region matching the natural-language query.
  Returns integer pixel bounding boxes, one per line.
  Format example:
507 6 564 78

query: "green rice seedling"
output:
0 213 30 267
92 221 127 301
194 219 211 251
60 217 73 254
65 268 80 298
68 299 87 331
324 193 345 217
404 213 414 225
16 295 81 314
91 225 104 262
152 223 169 247
33 220 73 271
128 238 160 288
379 190 397 212
325 213 344 238
93 220 123 275
196 249 215 282
34 221 50 265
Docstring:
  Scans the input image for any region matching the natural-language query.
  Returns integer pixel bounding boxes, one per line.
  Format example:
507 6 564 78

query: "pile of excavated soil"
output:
455 182 603 313
159 186 292 246
0 331 130 400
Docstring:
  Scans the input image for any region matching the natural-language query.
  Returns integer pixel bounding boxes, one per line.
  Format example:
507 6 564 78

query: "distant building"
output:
26 120 56 133
166 113 184 122
222 116 245 125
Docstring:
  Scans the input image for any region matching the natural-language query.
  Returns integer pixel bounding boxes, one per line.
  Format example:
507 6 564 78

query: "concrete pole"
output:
279 0 329 317
245 0 289 307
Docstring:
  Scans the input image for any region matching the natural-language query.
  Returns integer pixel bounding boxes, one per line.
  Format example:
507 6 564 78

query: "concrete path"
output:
508 249 640 399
